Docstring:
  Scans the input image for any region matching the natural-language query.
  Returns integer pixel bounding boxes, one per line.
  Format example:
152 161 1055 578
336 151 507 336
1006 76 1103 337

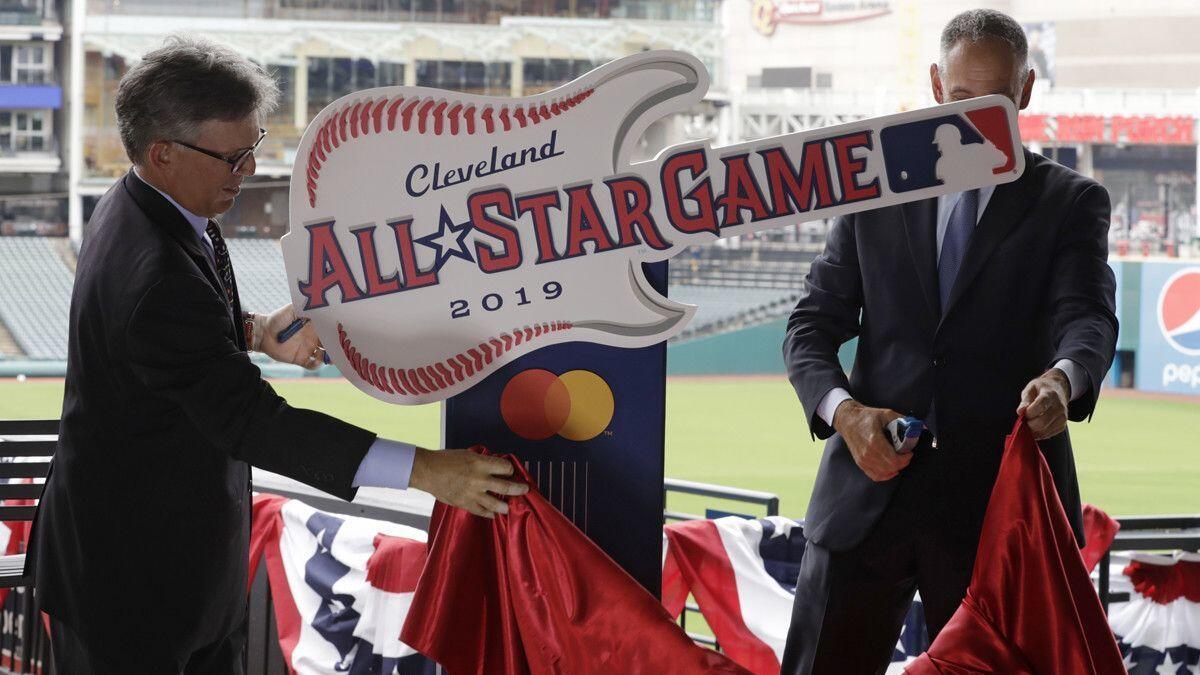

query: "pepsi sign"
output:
1136 263 1200 393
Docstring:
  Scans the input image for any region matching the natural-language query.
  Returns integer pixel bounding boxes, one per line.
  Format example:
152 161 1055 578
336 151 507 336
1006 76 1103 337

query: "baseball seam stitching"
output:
337 321 574 396
306 88 595 208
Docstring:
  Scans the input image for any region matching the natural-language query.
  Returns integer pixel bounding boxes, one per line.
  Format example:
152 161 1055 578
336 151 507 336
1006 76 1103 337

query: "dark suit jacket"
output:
30 171 375 663
784 150 1117 552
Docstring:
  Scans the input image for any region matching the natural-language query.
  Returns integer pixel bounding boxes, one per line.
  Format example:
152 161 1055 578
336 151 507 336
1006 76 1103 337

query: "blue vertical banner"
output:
1134 262 1200 394
1107 260 1123 388
443 263 668 595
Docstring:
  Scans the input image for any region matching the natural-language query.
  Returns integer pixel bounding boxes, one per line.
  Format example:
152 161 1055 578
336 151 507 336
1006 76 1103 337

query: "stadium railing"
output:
0 419 57 674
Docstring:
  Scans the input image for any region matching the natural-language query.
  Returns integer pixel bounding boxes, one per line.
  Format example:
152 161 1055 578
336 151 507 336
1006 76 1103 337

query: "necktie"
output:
204 220 237 308
937 188 978 313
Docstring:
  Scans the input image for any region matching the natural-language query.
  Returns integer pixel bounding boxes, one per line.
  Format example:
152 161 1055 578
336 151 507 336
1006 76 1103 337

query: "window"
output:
378 62 405 87
14 44 50 84
416 60 510 94
0 110 50 153
0 43 51 84
308 58 405 119
522 58 594 95
266 65 295 127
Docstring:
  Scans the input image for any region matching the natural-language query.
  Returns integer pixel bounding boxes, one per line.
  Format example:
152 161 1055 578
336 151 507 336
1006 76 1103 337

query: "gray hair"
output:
115 36 279 165
938 9 1030 91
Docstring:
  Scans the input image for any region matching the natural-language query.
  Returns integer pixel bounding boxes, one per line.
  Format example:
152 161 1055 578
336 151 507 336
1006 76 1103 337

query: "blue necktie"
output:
927 189 978 440
938 189 978 312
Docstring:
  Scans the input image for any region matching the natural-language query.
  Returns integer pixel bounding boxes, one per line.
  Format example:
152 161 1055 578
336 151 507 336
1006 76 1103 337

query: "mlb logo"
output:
879 105 1018 193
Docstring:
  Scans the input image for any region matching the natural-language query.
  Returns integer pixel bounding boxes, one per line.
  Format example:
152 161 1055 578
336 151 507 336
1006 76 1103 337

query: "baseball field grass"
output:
2 376 1197 520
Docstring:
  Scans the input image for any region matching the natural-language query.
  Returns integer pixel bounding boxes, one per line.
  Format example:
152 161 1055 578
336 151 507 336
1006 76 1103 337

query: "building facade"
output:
0 0 65 236
723 0 1200 257
71 0 724 239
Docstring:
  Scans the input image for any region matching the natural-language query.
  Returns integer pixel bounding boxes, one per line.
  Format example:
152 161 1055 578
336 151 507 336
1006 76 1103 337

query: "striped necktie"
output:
205 220 236 307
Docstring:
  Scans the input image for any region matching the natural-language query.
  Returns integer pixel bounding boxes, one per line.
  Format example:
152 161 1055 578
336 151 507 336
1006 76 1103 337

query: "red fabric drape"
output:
906 420 1126 675
401 449 751 675
1080 504 1120 574
1124 558 1200 604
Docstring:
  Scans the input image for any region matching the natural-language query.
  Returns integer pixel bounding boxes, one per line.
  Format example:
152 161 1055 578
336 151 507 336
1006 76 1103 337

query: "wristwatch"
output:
242 312 259 351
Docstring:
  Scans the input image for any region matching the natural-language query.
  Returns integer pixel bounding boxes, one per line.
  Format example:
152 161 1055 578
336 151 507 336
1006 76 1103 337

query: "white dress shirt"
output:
814 188 1087 427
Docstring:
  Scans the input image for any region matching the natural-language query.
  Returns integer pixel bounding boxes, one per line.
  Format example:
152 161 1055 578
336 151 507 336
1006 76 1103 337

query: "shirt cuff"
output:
352 438 418 490
816 387 853 427
1052 359 1088 402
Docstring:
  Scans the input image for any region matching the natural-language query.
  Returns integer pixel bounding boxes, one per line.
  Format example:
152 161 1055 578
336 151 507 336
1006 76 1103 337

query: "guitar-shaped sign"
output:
281 50 1023 404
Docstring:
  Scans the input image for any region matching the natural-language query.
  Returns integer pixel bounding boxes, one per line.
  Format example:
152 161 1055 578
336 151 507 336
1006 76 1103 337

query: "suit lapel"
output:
122 171 238 330
901 198 939 323
938 150 1037 330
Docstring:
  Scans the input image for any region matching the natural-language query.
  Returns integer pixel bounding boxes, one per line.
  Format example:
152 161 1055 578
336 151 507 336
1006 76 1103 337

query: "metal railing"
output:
664 477 782 649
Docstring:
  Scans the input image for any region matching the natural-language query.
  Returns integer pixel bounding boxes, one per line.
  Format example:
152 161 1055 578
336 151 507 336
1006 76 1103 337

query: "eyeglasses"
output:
172 128 267 174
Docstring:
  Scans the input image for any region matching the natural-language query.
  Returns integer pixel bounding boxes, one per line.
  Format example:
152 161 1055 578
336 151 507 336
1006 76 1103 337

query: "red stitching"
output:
304 84 595 205
335 321 574 396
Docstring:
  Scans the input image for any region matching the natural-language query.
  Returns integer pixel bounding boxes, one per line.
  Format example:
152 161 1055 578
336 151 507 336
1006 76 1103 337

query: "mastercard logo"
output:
500 369 614 441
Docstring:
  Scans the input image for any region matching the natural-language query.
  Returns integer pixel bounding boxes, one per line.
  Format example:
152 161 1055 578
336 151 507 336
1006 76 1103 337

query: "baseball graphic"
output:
282 50 1023 404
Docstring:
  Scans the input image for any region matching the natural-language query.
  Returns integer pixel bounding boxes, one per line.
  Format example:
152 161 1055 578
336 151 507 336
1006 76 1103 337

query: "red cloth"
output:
1079 504 1120 573
906 419 1126 675
401 449 751 675
367 533 428 593
1124 558 1200 604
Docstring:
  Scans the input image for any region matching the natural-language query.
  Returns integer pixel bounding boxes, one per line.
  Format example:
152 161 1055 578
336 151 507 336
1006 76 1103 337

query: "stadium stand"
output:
0 235 805 361
671 284 799 341
226 238 291 314
0 237 73 359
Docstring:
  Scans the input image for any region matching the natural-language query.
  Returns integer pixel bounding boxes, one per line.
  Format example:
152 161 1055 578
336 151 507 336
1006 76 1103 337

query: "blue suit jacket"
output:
784 149 1117 552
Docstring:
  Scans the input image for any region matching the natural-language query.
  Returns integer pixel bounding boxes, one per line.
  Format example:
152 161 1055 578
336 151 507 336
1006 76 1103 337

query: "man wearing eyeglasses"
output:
31 37 527 674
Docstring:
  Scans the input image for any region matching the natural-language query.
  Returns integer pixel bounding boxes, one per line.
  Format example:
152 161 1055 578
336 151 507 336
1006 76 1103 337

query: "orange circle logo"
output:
500 369 615 441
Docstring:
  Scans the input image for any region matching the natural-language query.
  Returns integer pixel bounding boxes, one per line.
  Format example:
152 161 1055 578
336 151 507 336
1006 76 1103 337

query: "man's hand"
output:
832 400 911 483
1017 368 1070 440
409 448 530 518
255 304 326 370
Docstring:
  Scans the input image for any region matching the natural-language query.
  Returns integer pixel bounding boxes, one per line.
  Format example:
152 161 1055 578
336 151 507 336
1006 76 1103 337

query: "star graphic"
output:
414 206 475 272
1118 638 1137 667
1157 651 1182 675
767 517 797 540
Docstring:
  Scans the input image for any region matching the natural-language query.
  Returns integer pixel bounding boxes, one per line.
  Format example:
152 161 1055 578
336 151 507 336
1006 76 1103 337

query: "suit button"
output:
933 355 947 367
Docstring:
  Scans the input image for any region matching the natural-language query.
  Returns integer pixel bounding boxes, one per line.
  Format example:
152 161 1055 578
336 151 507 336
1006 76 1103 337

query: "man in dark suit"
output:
32 37 527 674
780 10 1118 674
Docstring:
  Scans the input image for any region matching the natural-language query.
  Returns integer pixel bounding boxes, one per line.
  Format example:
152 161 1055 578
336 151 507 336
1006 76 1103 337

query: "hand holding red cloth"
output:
906 419 1126 674
401 449 751 675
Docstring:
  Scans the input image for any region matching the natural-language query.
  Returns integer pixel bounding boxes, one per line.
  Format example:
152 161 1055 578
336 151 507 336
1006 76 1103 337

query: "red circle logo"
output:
500 369 614 441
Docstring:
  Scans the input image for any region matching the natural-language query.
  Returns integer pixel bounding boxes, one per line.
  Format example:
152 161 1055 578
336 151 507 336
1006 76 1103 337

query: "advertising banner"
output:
281 50 1024 590
281 50 1022 405
1135 262 1200 394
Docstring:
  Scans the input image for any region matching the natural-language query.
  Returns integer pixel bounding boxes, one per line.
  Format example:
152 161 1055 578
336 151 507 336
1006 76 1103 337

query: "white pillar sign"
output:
282 50 1023 404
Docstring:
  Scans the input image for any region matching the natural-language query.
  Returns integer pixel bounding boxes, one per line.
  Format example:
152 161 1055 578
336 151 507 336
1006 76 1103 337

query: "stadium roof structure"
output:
82 15 723 70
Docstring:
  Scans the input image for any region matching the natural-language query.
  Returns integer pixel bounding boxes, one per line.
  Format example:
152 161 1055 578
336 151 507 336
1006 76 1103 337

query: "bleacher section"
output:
0 237 74 359
226 239 291 314
671 285 798 341
670 242 821 289
0 235 804 362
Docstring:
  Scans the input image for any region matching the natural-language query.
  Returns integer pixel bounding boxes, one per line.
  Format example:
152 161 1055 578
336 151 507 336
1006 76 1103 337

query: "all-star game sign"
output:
281 50 1023 591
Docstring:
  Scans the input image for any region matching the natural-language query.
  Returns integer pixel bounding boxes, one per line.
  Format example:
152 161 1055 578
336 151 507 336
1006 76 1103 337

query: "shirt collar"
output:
133 166 210 242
